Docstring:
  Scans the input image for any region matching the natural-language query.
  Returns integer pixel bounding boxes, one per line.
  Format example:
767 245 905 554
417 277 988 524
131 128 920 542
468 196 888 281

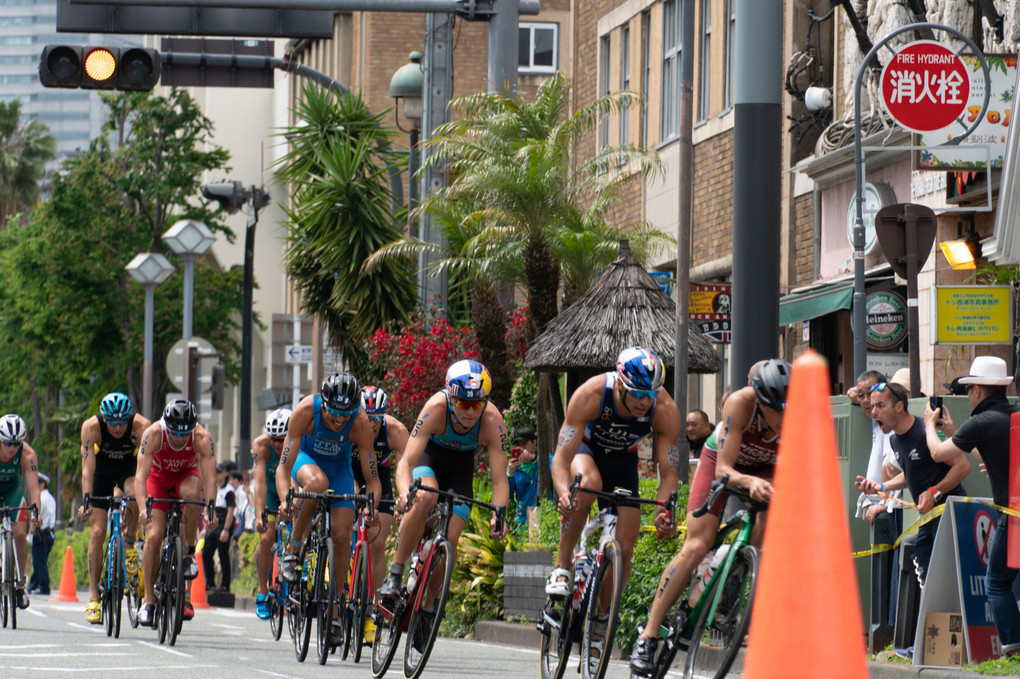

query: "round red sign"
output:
880 40 970 134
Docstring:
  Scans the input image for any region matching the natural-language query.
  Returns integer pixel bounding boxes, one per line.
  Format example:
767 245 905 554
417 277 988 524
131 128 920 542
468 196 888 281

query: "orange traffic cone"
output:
53 545 79 603
191 556 210 609
743 351 868 679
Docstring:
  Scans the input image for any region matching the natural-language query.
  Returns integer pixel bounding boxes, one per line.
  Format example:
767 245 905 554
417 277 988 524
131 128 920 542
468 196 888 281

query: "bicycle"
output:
637 474 764 679
285 487 371 666
261 508 292 641
0 499 35 630
145 496 212 647
539 474 676 679
84 493 138 638
371 480 505 679
339 490 375 663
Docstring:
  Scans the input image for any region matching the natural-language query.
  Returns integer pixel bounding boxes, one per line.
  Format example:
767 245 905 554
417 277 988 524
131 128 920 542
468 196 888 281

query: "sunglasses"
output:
323 404 357 418
869 382 888 393
451 397 486 411
270 436 286 443
168 429 192 437
628 388 658 400
106 418 128 427
0 440 17 447
368 414 384 423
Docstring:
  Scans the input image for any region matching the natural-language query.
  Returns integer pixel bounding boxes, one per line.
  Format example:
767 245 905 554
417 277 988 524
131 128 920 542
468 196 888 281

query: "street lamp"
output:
162 219 216 340
125 252 175 421
390 51 424 239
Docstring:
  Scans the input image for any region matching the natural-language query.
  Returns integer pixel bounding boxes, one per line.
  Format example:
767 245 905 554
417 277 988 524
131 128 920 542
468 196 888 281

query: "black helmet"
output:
163 399 198 434
321 371 361 410
752 359 792 411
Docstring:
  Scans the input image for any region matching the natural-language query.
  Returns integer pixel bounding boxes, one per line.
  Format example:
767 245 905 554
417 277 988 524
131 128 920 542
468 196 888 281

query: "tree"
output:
0 100 56 224
275 85 418 357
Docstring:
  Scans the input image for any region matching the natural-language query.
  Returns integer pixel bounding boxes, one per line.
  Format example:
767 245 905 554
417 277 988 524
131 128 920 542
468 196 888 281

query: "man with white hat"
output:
28 472 55 595
925 355 1020 657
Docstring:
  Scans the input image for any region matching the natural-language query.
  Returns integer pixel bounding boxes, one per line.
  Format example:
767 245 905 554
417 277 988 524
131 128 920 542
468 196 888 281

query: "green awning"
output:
779 283 854 325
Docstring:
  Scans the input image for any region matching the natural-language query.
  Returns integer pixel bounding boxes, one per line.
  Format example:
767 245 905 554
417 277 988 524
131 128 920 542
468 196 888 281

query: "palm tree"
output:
0 100 56 224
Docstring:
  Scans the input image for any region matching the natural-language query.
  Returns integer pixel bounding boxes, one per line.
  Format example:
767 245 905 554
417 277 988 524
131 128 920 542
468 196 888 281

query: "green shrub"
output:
233 531 260 595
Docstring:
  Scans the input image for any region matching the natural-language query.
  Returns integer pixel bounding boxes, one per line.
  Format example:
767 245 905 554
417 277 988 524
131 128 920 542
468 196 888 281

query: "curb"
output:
472 621 978 678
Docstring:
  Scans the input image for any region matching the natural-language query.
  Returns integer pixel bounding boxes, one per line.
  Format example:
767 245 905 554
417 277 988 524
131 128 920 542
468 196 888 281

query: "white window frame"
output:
661 0 681 142
723 0 736 111
519 22 559 74
600 34 611 149
697 0 711 122
620 24 630 146
641 10 651 147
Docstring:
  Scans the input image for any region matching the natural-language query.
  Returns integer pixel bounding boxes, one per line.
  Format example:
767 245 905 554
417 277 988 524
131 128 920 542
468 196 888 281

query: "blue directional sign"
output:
286 344 313 364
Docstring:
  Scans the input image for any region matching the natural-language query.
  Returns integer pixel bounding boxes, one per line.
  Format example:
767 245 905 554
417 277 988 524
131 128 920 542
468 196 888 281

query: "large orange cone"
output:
191 555 210 609
53 545 79 602
743 351 868 679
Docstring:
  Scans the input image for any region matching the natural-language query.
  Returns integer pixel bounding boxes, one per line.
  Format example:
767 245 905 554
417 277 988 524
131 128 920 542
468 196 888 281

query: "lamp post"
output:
125 252 175 421
390 51 424 239
162 219 216 341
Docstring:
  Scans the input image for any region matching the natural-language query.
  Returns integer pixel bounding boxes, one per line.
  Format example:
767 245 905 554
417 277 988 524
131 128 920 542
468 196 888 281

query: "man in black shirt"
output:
926 356 1020 656
685 409 713 459
856 381 969 586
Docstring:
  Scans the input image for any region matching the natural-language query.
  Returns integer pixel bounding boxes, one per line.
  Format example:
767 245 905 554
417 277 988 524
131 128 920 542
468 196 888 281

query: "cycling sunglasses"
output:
869 382 888 393
323 403 357 418
105 418 128 427
368 414 384 423
0 440 17 447
628 388 658 400
451 397 486 411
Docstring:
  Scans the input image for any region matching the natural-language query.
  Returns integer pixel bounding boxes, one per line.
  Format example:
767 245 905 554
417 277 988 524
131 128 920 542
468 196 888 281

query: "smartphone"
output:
510 446 523 464
929 395 943 415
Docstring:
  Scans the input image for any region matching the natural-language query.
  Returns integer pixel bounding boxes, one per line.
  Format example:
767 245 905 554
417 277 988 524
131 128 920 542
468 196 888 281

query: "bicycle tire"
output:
403 538 454 679
294 550 313 662
269 572 285 641
113 544 124 639
581 540 623 679
315 539 337 665
351 544 369 663
167 536 185 646
103 545 118 637
683 544 759 679
647 600 692 679
156 545 169 644
5 534 15 630
539 596 575 679
371 599 403 677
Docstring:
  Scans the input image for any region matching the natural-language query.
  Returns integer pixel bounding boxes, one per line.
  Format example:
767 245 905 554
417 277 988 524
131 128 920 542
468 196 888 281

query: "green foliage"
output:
527 497 563 552
0 99 56 223
502 368 538 434
47 529 92 588
966 655 1020 675
233 531 260 595
275 85 417 356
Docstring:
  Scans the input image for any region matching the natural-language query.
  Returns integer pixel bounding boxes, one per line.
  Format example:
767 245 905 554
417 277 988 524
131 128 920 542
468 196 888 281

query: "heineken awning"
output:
779 283 854 325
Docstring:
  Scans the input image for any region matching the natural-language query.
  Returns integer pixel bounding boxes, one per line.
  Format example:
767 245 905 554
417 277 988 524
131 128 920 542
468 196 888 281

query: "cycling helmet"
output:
445 360 491 401
162 399 198 435
616 346 665 392
752 358 792 412
321 371 360 410
100 392 132 419
264 408 292 438
0 414 27 443
361 385 389 414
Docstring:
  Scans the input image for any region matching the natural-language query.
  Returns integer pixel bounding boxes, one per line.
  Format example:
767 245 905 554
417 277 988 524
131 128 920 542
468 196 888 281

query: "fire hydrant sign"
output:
881 40 969 133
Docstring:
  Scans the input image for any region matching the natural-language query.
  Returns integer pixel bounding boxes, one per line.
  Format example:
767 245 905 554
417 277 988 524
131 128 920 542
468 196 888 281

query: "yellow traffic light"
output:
83 47 117 86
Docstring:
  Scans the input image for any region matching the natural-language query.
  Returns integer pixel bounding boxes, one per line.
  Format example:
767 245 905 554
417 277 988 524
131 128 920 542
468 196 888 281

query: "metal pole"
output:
142 284 155 421
182 256 194 340
488 0 519 95
238 204 257 471
408 125 420 239
730 0 782 387
904 205 921 397
673 0 694 486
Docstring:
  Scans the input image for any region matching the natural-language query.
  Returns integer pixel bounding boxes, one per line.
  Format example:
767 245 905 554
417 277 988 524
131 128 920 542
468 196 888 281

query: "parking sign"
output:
880 40 969 133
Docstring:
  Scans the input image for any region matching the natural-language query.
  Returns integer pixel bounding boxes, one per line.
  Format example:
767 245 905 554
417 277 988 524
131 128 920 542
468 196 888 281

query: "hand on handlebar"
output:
747 477 774 504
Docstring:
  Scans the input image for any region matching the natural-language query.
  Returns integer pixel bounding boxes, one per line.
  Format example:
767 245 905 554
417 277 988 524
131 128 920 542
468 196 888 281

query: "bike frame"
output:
348 510 372 603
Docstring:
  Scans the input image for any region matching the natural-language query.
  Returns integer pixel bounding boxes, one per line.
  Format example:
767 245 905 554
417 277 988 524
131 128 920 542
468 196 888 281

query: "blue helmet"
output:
445 360 491 401
100 392 132 420
616 347 665 391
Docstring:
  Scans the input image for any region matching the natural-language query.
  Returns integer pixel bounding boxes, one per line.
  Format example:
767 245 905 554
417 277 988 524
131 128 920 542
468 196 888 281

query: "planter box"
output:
503 550 553 622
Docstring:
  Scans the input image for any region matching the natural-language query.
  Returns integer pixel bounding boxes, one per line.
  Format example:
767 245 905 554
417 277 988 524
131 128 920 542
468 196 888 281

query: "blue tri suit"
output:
292 394 359 510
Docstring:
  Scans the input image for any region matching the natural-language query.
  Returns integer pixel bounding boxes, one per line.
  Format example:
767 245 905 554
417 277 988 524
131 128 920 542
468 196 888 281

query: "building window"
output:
600 34 611 149
641 10 651 147
620 24 630 146
698 0 711 122
661 0 681 141
518 23 558 74
723 0 735 110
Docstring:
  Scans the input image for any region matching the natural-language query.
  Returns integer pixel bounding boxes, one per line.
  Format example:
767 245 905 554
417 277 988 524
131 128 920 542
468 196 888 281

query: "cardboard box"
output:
923 612 966 666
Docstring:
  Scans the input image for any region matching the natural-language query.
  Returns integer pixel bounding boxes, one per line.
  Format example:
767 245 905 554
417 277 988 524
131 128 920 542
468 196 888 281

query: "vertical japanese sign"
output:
881 40 970 134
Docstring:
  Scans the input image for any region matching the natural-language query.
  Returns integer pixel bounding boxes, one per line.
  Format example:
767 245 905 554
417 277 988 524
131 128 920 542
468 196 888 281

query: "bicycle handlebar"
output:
405 479 506 535
566 473 678 527
84 494 135 510
145 496 215 523
287 486 373 510
691 474 770 518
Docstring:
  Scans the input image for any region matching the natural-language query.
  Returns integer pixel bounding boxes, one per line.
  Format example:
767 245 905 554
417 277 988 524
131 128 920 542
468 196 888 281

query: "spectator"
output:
28 472 55 596
926 356 1020 657
202 462 235 592
685 410 713 459
228 470 251 538
507 427 538 527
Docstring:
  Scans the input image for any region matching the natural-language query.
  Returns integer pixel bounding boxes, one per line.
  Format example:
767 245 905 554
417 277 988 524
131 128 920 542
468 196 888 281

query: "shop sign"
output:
865 289 907 350
932 285 1013 344
689 283 731 344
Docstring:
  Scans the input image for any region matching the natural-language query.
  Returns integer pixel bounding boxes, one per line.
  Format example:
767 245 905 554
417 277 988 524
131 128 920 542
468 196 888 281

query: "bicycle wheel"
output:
581 540 623 679
103 547 115 637
293 551 313 662
539 596 575 679
371 599 403 677
1 535 10 629
269 574 285 641
126 567 141 629
156 551 169 644
683 544 759 679
7 534 17 630
315 539 337 665
351 545 370 663
403 539 454 679
166 536 185 646
647 601 692 679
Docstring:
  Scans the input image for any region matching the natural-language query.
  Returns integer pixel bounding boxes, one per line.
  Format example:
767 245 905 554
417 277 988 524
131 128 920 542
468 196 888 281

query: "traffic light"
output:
210 362 225 411
39 45 161 91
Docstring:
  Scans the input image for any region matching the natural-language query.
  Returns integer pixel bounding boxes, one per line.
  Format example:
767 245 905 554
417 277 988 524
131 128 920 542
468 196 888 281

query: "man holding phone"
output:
507 427 538 526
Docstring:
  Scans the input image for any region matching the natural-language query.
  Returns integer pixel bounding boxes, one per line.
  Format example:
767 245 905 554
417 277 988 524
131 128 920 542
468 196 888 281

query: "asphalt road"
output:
0 594 644 678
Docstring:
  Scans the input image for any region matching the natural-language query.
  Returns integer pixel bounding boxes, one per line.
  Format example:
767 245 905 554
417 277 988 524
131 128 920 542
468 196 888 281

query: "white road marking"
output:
135 639 192 657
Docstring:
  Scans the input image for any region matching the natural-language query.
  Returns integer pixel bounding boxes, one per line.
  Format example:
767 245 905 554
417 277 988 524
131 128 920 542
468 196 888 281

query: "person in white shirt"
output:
28 473 56 595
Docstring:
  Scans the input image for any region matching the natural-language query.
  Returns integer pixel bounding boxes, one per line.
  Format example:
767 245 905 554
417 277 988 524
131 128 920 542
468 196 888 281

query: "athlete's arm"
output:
551 375 602 503
349 412 382 511
385 415 410 470
79 417 99 517
649 390 682 536
481 408 510 519
276 395 313 520
715 388 770 500
252 436 269 532
396 393 443 507
21 443 41 519
134 422 158 524
194 426 219 530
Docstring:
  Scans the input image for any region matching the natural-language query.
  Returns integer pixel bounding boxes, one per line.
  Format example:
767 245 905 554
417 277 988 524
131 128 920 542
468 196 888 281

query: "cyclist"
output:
545 347 680 601
134 399 218 627
0 414 40 610
78 392 151 624
252 407 290 620
377 359 509 606
275 371 382 645
629 357 789 676
354 385 408 642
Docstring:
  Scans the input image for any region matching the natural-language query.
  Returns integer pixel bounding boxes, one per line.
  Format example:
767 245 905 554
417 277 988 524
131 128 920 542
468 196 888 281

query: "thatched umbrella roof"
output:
524 240 722 373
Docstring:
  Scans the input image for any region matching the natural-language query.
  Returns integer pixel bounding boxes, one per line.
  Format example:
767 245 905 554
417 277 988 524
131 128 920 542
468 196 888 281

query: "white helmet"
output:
264 408 292 438
0 414 28 443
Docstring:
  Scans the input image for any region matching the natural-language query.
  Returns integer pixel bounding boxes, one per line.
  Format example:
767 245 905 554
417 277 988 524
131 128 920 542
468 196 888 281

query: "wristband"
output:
878 482 886 493
929 487 943 502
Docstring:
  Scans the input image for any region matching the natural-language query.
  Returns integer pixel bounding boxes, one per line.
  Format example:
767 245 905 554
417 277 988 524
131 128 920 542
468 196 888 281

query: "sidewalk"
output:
473 621 978 679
